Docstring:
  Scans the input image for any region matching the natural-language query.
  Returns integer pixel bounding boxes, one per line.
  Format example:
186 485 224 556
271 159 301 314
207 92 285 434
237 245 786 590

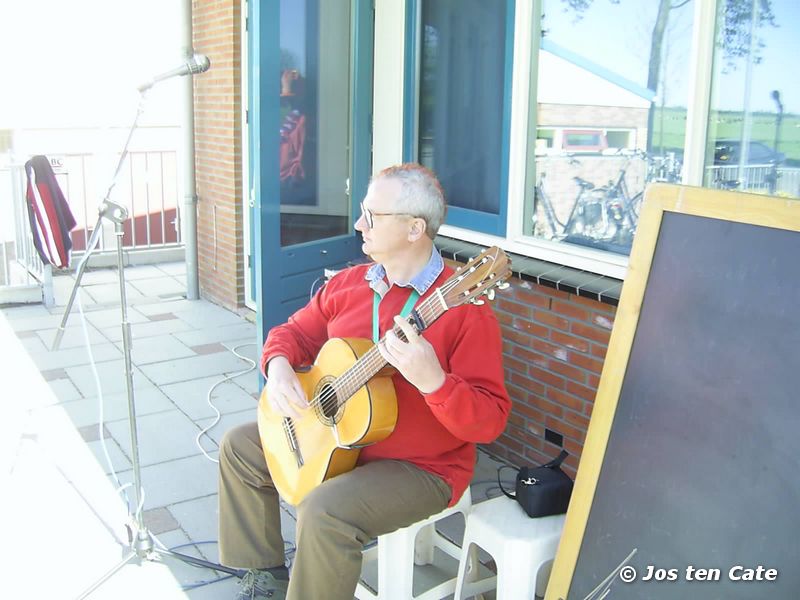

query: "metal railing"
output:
2 148 182 304
51 150 182 255
0 160 54 305
705 164 800 198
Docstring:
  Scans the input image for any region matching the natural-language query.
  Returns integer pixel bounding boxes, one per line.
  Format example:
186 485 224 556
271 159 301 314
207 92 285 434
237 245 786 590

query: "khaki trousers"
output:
218 422 451 600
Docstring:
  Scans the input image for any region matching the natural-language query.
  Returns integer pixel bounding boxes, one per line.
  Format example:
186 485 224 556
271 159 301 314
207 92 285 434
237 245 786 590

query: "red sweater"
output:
261 263 511 505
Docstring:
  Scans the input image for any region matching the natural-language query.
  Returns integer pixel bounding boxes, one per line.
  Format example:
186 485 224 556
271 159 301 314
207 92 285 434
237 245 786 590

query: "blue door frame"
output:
249 0 374 353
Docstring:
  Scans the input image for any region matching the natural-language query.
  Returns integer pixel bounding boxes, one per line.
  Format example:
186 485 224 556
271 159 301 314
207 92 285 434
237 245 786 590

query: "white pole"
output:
181 0 200 300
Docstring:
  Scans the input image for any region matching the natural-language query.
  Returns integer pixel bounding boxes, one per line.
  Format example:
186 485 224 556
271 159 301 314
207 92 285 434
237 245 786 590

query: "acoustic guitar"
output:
257 246 511 505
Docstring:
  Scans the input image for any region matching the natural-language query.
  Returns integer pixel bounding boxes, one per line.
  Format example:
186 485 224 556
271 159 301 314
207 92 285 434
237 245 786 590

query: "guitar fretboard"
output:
329 291 448 402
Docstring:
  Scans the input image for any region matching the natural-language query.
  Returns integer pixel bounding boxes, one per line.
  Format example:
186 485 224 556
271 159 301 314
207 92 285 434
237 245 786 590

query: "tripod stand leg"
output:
152 547 244 577
75 551 138 600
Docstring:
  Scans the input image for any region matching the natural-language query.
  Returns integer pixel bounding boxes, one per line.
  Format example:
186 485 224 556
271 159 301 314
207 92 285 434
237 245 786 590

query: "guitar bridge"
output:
283 418 304 468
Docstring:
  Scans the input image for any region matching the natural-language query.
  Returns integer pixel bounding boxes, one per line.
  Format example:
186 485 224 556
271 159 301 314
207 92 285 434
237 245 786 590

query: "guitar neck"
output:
333 291 448 400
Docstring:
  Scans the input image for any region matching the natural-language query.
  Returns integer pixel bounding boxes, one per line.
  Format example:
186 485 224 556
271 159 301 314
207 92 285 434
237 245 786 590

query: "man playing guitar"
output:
218 163 511 600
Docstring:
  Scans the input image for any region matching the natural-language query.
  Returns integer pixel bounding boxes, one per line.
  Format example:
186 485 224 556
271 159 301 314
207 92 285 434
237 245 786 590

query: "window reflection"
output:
279 0 351 246
705 0 798 199
528 0 692 255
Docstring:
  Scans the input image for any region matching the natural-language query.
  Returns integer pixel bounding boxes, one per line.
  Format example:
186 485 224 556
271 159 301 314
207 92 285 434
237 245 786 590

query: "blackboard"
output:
547 184 800 600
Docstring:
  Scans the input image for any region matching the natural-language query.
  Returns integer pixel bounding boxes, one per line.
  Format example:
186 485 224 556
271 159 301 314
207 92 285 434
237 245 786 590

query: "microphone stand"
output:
54 92 241 599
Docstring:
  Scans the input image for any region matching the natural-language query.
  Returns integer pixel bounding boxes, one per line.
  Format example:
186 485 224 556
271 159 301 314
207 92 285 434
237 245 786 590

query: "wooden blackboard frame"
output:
546 183 800 599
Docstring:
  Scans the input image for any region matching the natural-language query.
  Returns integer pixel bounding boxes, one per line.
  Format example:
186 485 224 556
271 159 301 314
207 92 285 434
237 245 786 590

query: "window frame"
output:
402 0 515 236
379 0 716 280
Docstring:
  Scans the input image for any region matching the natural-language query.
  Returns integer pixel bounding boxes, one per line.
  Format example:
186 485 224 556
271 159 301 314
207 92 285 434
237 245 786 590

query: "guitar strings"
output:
311 265 487 417
312 262 499 416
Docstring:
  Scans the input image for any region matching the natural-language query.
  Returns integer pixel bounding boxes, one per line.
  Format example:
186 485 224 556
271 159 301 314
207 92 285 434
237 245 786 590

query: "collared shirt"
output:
364 247 444 298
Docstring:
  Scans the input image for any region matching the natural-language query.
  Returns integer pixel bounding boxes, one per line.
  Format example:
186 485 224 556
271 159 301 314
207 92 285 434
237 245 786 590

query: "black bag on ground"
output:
497 450 573 518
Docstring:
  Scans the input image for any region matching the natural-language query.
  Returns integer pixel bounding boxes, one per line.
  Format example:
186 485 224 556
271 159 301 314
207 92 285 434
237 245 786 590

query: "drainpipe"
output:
181 0 200 300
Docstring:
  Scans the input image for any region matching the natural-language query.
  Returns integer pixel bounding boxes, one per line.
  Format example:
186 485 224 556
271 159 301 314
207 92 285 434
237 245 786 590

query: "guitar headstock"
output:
441 246 512 309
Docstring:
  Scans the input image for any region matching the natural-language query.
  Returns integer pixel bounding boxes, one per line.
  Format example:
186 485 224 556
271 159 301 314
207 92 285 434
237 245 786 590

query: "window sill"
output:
436 235 623 306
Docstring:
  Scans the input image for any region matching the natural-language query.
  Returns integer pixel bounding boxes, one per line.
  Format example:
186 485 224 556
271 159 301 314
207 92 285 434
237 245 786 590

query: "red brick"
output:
533 310 570 331
551 300 590 322
566 380 598 403
550 331 591 353
511 318 549 338
514 288 551 309
546 388 586 414
571 322 612 345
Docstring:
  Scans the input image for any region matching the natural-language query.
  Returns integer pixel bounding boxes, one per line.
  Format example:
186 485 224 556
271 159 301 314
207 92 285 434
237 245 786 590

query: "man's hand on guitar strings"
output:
378 315 446 394
266 356 309 418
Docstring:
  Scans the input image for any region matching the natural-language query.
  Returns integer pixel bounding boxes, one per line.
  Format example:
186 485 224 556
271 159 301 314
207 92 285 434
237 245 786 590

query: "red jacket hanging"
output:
24 155 76 269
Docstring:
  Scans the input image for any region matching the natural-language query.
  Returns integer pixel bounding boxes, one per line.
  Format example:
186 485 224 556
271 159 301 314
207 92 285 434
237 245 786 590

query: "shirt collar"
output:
365 247 444 297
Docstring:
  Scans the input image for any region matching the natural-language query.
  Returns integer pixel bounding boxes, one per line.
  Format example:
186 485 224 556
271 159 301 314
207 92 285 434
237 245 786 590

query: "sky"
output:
544 0 800 114
0 0 185 129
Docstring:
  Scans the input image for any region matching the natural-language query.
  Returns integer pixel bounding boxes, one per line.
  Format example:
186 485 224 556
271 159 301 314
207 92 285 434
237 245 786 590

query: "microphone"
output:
137 53 211 92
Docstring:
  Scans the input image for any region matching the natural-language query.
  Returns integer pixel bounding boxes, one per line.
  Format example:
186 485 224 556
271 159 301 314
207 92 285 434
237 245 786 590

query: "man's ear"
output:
408 218 427 241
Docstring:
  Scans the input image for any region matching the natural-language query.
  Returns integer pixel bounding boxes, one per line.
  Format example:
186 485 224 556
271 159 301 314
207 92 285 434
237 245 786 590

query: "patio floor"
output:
1 261 509 599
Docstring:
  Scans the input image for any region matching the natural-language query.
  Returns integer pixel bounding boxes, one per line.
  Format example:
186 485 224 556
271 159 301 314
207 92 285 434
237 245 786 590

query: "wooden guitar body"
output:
257 337 398 505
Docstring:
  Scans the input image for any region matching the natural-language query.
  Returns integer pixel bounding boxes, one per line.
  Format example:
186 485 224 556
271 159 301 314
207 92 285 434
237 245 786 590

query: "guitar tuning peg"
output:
497 282 510 290
472 299 485 306
486 289 496 301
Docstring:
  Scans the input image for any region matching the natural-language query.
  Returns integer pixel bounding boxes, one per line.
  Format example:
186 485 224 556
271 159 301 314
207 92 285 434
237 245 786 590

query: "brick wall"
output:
193 0 244 311
485 276 617 477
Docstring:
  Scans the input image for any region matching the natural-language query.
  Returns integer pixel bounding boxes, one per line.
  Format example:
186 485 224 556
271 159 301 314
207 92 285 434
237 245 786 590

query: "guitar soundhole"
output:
314 379 342 425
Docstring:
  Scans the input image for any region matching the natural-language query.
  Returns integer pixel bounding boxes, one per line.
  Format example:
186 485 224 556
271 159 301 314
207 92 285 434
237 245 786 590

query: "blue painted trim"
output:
540 39 656 101
252 0 282 348
406 0 513 237
496 0 514 238
351 0 375 211
402 0 419 161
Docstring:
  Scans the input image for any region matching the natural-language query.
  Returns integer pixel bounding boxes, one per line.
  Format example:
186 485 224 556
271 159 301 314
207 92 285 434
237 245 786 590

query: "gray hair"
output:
372 163 447 239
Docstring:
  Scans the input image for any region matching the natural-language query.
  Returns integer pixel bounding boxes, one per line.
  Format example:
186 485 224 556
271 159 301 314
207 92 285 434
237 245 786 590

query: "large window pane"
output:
417 0 509 218
705 0 799 200
279 0 351 246
528 0 693 255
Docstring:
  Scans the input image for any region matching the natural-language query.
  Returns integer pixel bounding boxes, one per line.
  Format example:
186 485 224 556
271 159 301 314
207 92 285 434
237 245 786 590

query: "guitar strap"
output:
373 289 420 343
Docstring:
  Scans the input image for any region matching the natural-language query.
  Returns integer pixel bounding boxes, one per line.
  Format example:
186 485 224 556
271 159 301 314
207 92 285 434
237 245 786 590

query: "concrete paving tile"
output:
48 386 176 428
65 358 154 398
168 495 221 550
139 350 254 386
105 409 206 467
83 306 150 329
84 281 147 304
30 341 122 371
129 276 186 297
135 298 202 316
145 506 181 535
157 262 187 276
124 454 219 510
6 311 75 332
0 303 52 320
74 268 123 285
47 377 84 403
85 436 133 475
118 264 169 280
36 321 110 350
116 334 196 365
100 316 196 341
195 408 258 447
233 374 261 398
152 529 235 591
161 376 258 421
173 304 247 329
173 322 257 347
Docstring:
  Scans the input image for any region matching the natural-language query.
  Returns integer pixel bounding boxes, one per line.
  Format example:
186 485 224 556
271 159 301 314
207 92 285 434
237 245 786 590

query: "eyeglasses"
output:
359 202 416 229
